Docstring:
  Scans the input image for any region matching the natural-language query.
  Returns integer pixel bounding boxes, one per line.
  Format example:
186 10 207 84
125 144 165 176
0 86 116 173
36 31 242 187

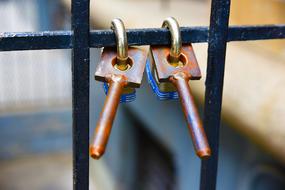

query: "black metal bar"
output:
91 25 285 47
0 25 284 51
228 25 285 41
200 0 231 190
0 31 72 51
90 27 208 47
71 0 90 190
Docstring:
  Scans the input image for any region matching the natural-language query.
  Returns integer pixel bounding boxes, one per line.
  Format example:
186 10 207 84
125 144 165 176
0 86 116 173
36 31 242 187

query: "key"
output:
90 18 147 159
149 17 211 159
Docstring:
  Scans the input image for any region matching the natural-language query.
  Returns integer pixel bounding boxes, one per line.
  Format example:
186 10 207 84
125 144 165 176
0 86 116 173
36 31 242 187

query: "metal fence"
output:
0 0 284 189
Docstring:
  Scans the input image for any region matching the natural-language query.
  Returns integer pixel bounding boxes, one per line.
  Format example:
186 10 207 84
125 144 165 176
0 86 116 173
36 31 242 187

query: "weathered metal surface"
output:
95 47 147 87
151 45 201 81
91 47 147 159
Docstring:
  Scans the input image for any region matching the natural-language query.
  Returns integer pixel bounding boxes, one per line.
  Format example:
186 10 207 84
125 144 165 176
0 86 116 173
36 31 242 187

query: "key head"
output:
150 44 201 82
95 47 147 88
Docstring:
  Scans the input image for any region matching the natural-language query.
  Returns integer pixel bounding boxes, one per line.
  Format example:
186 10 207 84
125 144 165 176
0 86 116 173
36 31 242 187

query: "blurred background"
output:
0 0 285 189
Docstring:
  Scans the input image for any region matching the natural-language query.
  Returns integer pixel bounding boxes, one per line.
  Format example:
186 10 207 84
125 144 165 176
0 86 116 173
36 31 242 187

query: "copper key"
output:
90 19 147 159
150 17 211 159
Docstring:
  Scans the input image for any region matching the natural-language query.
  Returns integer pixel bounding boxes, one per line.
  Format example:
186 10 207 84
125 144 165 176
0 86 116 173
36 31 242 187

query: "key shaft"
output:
170 72 211 159
90 74 127 159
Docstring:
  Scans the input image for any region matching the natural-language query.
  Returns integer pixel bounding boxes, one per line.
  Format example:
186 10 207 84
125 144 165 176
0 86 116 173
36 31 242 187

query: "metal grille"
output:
0 0 284 189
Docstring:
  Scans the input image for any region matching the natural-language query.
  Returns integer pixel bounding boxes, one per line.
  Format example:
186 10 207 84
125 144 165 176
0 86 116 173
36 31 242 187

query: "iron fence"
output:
0 0 284 189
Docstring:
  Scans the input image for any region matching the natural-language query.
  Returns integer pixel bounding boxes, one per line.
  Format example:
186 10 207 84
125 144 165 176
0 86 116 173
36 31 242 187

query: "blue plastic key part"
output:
145 59 179 100
103 82 136 103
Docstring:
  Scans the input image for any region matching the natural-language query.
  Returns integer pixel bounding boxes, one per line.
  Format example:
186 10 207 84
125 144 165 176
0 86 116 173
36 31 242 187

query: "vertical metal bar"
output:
200 0 231 190
72 0 90 189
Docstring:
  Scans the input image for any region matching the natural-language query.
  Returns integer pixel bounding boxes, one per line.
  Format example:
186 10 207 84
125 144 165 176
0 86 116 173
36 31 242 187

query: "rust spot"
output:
150 44 201 82
95 47 148 88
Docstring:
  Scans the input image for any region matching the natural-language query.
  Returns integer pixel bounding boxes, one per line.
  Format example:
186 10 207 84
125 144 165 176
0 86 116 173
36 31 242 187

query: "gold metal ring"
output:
111 18 128 64
162 17 182 63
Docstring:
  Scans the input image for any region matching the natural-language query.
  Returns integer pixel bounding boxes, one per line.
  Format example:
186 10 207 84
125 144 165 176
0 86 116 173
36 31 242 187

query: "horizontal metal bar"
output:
228 25 285 42
0 31 72 51
0 25 284 51
90 27 209 47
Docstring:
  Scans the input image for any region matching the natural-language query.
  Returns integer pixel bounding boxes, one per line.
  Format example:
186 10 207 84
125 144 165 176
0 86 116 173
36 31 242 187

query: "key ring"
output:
111 18 129 70
162 17 182 63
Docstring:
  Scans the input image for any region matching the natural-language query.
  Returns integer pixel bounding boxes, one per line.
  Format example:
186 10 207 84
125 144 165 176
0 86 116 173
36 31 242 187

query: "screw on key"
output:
149 17 211 159
90 18 147 159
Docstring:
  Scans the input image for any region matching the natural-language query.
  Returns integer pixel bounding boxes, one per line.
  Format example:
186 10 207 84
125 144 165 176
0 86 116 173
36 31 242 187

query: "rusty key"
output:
150 17 211 159
90 18 147 159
